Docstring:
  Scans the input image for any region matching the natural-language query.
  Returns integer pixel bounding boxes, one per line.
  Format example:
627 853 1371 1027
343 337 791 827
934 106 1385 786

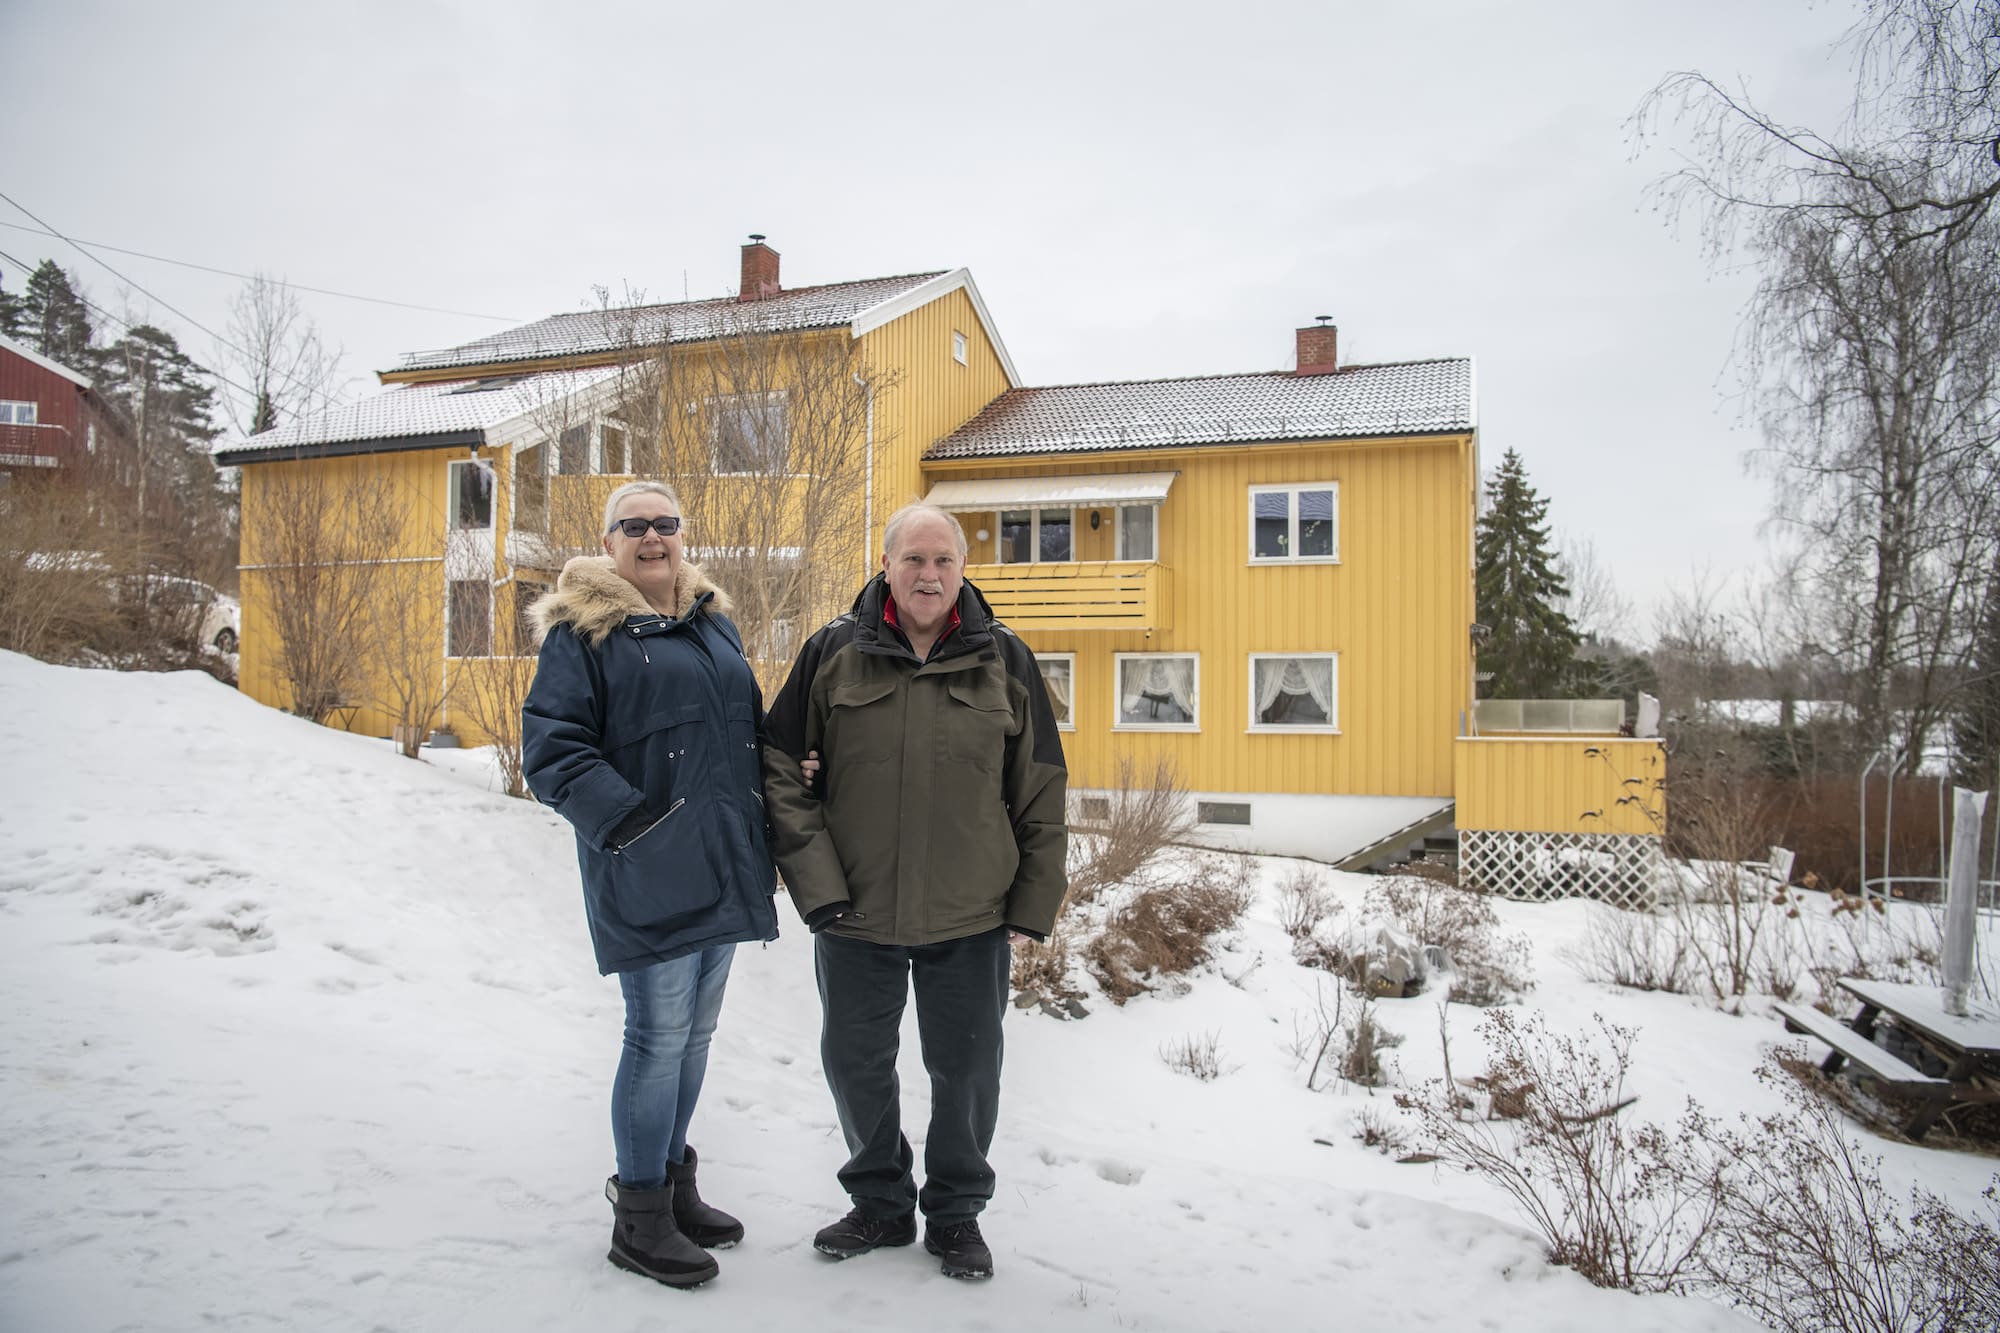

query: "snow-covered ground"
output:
2 652 1992 1332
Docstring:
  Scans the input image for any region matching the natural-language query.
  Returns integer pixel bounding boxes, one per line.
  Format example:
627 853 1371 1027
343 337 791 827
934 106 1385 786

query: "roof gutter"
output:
215 429 487 466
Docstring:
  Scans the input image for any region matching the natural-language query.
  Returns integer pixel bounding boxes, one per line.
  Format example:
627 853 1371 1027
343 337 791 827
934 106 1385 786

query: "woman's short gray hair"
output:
881 502 966 558
603 480 682 533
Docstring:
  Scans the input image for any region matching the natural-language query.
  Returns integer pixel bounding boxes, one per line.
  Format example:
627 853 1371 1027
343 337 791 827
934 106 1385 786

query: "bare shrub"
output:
242 456 402 722
1405 1009 1724 1290
1009 923 1076 999
1066 757 1194 904
1686 1066 2000 1332
1291 980 1402 1091
1366 875 1534 1005
1563 903 1696 993
1275 864 1334 940
1352 1102 1413 1156
1083 852 1251 1004
0 478 128 660
1160 1029 1228 1081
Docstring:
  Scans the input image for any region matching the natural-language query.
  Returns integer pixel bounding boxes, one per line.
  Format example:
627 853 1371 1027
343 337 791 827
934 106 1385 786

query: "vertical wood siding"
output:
1454 737 1666 835
929 434 1475 798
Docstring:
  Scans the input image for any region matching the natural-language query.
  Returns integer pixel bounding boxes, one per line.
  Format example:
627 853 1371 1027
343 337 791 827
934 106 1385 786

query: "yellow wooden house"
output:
218 238 1663 898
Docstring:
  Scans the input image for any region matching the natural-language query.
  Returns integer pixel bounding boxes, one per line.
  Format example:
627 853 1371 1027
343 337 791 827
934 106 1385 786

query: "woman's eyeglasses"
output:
609 516 683 538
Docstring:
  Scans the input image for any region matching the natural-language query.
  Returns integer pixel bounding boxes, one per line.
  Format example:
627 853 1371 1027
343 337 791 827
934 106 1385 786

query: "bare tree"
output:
242 455 402 722
1639 0 2000 765
1556 532 1635 644
217 274 345 437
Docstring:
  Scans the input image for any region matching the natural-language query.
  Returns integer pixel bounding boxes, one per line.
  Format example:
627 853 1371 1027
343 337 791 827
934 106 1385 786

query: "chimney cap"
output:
1313 314 1333 326
747 233 767 244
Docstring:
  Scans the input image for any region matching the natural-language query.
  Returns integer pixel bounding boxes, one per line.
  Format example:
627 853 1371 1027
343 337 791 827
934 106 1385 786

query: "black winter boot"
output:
605 1176 719 1288
665 1146 744 1248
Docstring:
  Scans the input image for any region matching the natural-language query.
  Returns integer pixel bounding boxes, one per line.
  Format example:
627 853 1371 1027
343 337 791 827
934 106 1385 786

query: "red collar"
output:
883 595 961 642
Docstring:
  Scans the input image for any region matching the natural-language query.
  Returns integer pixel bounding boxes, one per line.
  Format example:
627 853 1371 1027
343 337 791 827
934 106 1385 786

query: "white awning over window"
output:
922 471 1178 512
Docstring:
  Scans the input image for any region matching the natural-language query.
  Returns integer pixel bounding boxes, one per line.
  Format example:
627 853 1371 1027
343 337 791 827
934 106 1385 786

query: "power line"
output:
0 242 264 404
0 189 254 364
0 218 522 323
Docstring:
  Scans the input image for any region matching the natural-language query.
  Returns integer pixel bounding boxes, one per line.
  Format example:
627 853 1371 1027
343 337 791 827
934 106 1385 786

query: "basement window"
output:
1197 801 1252 826
1077 796 1111 822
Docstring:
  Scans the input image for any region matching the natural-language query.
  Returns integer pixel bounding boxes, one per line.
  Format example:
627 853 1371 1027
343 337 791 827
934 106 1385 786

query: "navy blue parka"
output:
522 555 779 974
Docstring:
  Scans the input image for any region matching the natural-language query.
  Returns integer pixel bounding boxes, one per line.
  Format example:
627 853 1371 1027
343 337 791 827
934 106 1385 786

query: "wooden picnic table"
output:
1775 977 2000 1141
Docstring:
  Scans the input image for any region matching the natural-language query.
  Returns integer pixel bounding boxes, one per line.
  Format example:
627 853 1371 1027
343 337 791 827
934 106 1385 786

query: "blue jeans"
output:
612 943 735 1189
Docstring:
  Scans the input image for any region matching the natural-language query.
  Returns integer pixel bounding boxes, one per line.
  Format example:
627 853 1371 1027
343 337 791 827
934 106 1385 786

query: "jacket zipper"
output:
610 798 684 853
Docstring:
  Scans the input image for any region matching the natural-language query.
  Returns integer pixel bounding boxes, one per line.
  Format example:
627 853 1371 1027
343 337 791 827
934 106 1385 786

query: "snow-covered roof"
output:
0 332 92 389
213 365 627 463
925 359 1474 460
393 272 951 375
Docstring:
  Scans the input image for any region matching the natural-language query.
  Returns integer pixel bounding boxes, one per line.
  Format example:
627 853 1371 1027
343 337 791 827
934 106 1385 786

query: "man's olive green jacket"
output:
760 575 1069 945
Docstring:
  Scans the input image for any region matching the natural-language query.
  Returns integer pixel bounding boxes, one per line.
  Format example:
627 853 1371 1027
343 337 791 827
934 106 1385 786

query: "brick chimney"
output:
739 235 781 302
1295 316 1338 375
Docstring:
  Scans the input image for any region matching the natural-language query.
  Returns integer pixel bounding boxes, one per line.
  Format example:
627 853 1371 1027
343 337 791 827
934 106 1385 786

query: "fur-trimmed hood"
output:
529 555 735 647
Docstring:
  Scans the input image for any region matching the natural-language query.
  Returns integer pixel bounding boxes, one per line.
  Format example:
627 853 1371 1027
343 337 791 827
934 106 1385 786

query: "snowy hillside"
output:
0 653 1985 1331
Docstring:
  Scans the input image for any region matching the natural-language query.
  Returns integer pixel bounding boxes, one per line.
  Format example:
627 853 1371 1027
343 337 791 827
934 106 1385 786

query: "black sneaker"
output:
924 1219 993 1279
813 1207 917 1258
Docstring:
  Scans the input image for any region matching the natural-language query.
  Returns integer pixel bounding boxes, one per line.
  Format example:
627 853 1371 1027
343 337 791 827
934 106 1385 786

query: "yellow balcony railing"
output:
965 560 1172 631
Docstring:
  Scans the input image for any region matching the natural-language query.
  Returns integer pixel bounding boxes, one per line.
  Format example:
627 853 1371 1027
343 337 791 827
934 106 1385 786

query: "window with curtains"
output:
1115 653 1198 730
1248 653 1338 731
1037 654 1074 730
1249 483 1338 562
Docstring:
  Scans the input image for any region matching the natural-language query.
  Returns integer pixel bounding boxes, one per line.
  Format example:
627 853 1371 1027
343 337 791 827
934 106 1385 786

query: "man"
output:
761 502 1068 1281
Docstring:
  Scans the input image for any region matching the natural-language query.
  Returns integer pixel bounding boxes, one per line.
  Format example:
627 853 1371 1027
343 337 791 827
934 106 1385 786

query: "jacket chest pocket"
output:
943 674 1014 769
824 678 901 764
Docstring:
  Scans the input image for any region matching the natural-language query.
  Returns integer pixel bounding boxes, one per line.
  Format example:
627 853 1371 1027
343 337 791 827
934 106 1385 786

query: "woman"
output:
522 479 779 1289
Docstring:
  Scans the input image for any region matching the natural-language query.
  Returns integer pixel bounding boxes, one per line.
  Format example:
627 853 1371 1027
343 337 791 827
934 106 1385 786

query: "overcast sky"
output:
3 0 1861 636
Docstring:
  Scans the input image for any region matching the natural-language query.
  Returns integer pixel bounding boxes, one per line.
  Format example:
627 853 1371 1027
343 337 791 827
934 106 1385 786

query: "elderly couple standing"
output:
521 481 1068 1288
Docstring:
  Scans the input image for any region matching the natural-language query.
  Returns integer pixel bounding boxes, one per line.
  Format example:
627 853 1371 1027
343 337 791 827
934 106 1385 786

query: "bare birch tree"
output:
1639 0 2000 765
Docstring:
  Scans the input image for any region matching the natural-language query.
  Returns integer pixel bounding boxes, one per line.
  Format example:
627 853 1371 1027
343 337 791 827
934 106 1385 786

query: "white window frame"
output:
0 400 38 425
448 459 496 531
1037 652 1076 731
1114 502 1158 562
952 330 968 365
1248 482 1340 564
1247 652 1340 734
997 506 1076 564
1113 652 1200 733
708 391 790 475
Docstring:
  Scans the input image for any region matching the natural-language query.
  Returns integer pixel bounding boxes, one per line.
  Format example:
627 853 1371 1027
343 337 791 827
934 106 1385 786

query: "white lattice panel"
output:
1458 830 1662 910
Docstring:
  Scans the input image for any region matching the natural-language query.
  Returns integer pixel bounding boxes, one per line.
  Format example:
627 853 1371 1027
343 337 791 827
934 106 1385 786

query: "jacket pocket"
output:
605 799 724 927
825 678 901 764
944 673 1015 769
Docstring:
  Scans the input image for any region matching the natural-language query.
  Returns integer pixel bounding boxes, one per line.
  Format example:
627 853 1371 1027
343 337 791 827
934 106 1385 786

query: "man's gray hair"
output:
603 479 682 533
881 502 967 559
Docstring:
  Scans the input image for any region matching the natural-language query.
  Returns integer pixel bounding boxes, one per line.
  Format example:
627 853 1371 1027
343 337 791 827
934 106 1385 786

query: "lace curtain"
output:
1255 657 1333 720
1040 661 1072 721
1121 656 1196 718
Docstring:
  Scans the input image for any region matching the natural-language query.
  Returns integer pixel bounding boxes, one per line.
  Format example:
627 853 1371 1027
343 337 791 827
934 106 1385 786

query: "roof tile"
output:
925 360 1473 459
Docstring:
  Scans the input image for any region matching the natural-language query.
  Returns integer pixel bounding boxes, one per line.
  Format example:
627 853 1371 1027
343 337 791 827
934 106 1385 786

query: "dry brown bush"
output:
1009 924 1076 999
1083 852 1252 1004
1563 904 1697 994
0 478 131 660
1066 757 1194 904
1351 1102 1413 1156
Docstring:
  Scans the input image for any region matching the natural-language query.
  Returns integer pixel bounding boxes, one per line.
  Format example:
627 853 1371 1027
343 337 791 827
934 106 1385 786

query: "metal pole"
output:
1860 748 1878 905
1942 788 1986 1016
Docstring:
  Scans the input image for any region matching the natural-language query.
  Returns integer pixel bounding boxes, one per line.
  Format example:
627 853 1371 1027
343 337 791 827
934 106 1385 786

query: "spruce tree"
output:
1475 448 1580 697
0 261 95 367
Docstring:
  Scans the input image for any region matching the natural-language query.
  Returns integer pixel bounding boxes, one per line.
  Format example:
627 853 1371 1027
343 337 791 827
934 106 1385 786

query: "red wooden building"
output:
0 333 100 474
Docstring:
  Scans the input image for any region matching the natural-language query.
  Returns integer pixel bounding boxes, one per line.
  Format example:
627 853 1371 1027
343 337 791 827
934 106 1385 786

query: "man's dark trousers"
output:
814 925 1011 1224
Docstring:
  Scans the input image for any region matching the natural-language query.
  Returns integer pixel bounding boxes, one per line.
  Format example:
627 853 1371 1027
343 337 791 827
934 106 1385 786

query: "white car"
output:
120 575 240 654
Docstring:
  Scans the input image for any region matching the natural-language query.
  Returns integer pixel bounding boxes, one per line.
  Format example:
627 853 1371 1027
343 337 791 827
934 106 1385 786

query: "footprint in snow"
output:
1094 1159 1144 1186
